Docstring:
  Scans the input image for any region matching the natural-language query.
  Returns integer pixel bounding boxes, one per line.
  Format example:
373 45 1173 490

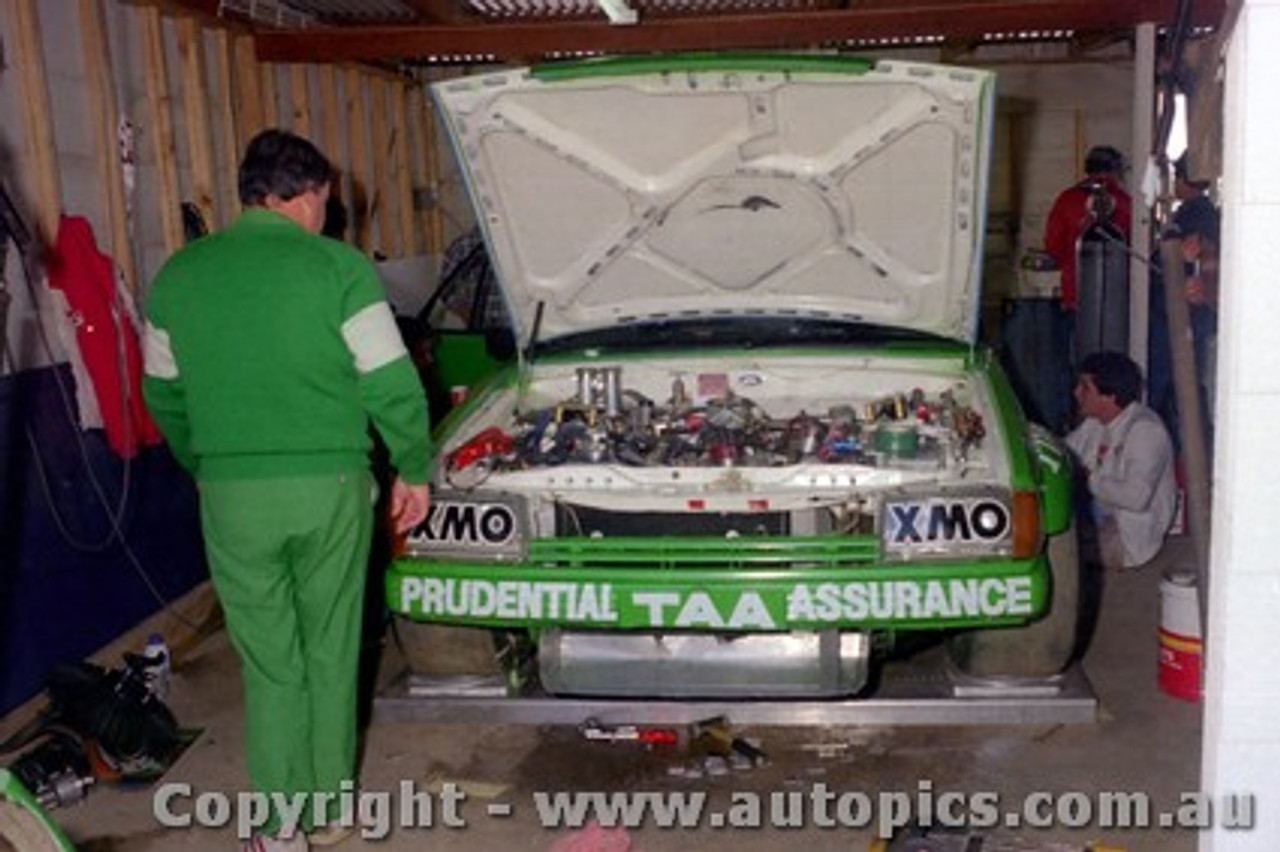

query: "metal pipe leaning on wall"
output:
1158 236 1211 651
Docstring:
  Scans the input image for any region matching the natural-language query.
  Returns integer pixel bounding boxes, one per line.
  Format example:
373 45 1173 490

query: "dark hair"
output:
1173 153 1191 182
1174 152 1212 188
322 195 349 240
1079 351 1143 407
1172 195 1221 245
237 129 335 206
1084 145 1125 177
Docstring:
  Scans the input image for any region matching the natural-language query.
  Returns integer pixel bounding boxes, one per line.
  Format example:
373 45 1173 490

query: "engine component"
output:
446 427 516 487
873 422 920 458
469 367 986 473
576 367 623 416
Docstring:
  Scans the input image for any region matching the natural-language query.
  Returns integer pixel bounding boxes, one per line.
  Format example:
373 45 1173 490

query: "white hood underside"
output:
434 57 995 347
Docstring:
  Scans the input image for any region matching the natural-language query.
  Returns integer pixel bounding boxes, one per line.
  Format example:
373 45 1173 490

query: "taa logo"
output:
887 499 1010 544
413 502 516 546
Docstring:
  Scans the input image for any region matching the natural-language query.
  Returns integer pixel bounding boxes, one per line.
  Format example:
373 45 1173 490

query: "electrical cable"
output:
5 278 197 631
1087 226 1157 268
1088 223 1209 283
3 221 132 552
18 271 137 554
1 185 198 630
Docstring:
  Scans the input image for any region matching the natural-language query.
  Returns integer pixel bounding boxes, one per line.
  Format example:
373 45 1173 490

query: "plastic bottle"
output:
143 632 171 702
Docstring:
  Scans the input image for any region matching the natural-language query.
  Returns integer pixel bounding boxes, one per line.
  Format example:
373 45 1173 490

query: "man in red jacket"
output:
1023 145 1132 433
1044 145 1133 312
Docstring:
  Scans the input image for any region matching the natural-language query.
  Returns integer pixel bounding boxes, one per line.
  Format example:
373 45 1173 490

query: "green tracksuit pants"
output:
199 470 374 834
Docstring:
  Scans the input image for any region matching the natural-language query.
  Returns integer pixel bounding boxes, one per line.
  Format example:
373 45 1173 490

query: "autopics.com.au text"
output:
152 779 1256 840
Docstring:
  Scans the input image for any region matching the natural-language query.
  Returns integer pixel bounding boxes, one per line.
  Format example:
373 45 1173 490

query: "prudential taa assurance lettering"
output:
400 578 620 623
397 576 1035 628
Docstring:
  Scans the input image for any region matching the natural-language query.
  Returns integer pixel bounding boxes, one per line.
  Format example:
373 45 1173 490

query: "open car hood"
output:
433 55 994 348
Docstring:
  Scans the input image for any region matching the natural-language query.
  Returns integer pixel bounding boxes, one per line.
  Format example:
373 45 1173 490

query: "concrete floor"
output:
29 539 1203 852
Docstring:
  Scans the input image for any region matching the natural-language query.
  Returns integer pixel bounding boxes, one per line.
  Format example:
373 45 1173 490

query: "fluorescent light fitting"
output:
594 0 638 25
219 0 315 28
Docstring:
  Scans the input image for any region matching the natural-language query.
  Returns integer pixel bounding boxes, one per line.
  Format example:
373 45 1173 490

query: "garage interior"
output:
2 0 1277 850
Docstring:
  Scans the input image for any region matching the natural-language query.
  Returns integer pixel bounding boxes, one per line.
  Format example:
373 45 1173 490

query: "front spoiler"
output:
376 663 1097 726
386 553 1048 632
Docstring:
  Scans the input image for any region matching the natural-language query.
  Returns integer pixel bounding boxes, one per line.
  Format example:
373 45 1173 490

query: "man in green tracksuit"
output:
143 130 430 852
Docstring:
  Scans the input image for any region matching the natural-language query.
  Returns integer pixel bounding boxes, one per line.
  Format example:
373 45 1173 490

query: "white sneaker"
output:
308 799 358 847
241 832 309 852
308 820 357 847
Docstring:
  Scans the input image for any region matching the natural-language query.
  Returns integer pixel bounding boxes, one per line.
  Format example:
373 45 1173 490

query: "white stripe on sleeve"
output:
341 301 408 374
143 320 180 379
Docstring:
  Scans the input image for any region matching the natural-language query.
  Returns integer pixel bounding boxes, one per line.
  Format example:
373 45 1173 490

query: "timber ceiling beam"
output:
252 0 1226 64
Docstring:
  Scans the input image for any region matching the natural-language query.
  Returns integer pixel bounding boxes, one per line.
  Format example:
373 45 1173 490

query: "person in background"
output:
1044 144 1134 320
1148 155 1221 451
142 130 431 852
1066 351 1177 571
1028 145 1133 434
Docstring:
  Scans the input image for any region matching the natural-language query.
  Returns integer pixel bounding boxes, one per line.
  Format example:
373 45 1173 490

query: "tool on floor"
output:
3 645 190 814
7 730 94 810
579 714 768 768
46 657 183 781
688 715 768 767
0 767 77 852
579 718 680 747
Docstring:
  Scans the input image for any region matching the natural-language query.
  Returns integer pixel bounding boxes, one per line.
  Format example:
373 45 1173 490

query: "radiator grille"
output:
529 535 881 569
556 505 788 538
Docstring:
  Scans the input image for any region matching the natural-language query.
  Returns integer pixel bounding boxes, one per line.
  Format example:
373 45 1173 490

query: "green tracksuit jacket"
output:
141 207 430 483
141 207 431 834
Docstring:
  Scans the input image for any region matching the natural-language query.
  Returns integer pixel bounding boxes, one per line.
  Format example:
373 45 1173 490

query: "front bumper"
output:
387 536 1048 632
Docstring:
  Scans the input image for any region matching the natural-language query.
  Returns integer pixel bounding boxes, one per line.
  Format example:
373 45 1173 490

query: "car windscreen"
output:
533 316 957 358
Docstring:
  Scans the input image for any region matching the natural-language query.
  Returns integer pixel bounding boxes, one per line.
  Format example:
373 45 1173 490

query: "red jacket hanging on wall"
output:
47 214 162 458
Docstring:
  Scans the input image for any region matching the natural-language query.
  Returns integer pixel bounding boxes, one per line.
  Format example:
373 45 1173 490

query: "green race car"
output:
389 54 1077 698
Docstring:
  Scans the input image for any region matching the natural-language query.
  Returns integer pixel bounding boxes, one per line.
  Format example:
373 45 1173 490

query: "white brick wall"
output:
1202 1 1280 849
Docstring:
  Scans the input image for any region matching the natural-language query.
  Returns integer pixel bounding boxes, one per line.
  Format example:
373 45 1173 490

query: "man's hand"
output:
1181 235 1219 308
1185 273 1217 307
390 477 430 534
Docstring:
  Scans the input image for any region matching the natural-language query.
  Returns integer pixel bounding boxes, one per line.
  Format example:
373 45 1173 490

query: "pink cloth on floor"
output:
548 821 633 852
